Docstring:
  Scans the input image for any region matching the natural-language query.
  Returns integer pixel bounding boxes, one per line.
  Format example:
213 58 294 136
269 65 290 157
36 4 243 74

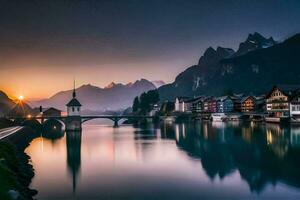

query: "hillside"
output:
30 79 156 112
0 91 15 116
158 32 299 100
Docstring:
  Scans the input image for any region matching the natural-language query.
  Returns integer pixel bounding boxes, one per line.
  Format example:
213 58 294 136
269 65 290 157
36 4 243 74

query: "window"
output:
72 107 74 112
77 107 80 112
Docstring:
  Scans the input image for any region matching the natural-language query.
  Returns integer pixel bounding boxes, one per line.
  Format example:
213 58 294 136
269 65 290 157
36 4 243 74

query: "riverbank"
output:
0 126 39 200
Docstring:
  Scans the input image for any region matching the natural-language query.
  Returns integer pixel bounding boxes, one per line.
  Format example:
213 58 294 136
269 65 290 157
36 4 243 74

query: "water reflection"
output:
66 130 82 193
42 119 65 139
170 122 300 192
26 122 300 199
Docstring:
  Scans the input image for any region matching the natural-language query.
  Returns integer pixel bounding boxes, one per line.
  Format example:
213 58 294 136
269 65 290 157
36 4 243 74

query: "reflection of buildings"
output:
265 123 289 158
164 121 300 193
290 125 300 148
66 130 82 193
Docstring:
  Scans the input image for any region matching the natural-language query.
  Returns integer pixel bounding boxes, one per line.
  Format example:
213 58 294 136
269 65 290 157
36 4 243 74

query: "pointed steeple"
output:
72 79 76 98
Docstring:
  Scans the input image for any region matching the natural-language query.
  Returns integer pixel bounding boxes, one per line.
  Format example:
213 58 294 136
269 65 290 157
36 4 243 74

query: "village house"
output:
290 92 300 122
265 86 291 121
230 94 245 112
43 107 62 117
203 97 217 113
216 96 234 113
174 97 193 113
191 97 205 113
240 96 255 112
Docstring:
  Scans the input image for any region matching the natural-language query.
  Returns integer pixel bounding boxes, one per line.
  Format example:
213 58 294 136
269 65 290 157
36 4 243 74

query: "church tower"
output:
66 80 82 116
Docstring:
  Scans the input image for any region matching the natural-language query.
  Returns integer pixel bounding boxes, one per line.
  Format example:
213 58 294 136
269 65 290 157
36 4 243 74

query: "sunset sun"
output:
18 95 24 101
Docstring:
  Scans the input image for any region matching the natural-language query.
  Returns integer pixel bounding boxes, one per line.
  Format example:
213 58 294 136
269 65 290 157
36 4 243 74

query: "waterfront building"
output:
203 97 217 113
191 97 205 113
174 97 193 113
290 92 300 122
43 107 62 117
66 86 82 116
240 96 255 112
216 96 234 113
265 86 291 120
231 94 245 112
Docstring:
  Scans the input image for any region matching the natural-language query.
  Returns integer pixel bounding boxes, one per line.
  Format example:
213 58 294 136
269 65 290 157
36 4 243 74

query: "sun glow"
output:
18 95 24 101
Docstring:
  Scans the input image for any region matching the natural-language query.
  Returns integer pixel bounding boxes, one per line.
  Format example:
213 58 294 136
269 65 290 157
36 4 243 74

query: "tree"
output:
132 89 160 115
147 90 160 104
139 92 150 115
132 97 140 113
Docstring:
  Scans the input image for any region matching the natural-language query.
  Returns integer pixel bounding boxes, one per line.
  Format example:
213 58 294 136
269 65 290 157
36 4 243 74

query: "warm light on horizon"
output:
18 95 24 101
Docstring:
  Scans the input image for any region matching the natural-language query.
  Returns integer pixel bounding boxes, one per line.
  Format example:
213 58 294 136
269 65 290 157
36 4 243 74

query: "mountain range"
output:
0 91 15 116
158 32 300 100
2 32 299 114
30 79 156 112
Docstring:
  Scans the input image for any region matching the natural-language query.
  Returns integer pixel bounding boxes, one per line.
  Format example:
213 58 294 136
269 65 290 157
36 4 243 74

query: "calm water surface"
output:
26 121 300 199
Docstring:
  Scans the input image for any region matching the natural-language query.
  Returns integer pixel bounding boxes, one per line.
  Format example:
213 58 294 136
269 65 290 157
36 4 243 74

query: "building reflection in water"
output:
167 121 300 193
290 125 300 148
66 130 82 194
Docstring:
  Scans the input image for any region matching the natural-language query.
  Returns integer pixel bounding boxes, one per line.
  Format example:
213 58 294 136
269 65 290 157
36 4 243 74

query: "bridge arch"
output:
21 118 42 130
42 118 65 139
81 117 124 127
42 118 65 131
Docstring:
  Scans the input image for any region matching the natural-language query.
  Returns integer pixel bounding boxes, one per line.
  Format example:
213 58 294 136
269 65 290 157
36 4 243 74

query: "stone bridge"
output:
10 115 155 131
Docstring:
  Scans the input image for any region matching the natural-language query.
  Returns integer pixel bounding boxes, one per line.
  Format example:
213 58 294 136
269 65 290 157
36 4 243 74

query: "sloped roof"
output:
176 96 191 102
44 107 61 113
240 96 255 103
266 85 300 98
66 98 82 107
215 96 232 102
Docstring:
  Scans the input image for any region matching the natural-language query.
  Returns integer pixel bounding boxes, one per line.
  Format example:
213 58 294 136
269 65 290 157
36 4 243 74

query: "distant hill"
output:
0 91 15 116
151 80 166 88
8 101 36 118
30 79 156 112
0 90 35 117
158 32 300 100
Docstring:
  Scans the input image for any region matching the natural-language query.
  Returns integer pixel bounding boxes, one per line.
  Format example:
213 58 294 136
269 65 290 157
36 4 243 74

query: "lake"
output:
25 121 300 199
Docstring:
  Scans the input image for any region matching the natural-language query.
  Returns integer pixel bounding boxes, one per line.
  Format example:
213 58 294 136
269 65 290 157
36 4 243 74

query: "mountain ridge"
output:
30 79 156 112
158 32 298 100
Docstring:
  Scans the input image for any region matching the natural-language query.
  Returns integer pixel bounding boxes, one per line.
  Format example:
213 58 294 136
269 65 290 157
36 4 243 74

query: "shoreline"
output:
0 126 40 200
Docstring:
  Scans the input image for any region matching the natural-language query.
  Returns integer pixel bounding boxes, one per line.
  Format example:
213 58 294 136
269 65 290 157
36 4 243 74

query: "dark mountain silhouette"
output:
234 32 276 56
8 101 36 117
30 79 156 112
158 32 299 100
0 91 15 116
158 46 235 100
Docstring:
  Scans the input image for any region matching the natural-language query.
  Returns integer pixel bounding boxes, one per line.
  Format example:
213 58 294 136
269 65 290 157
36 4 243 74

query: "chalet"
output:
265 86 291 120
230 94 245 112
290 92 300 122
43 107 62 117
240 96 255 112
191 97 206 113
175 97 193 112
203 97 217 113
216 96 234 113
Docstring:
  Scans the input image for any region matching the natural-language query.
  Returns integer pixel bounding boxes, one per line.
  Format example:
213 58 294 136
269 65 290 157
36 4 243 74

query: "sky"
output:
0 0 300 99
